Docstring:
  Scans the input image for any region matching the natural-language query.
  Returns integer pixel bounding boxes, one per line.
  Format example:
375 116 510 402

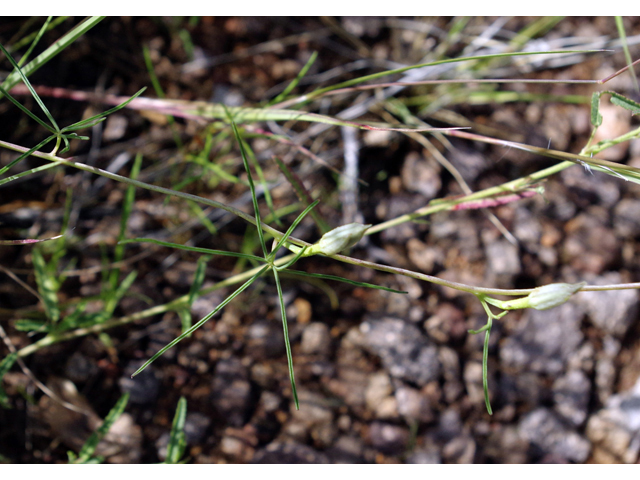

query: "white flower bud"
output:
315 223 371 256
502 282 586 311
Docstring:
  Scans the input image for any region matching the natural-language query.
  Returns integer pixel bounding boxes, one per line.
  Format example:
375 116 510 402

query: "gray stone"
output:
442 434 476 464
483 426 529 464
291 389 334 426
553 370 591 426
326 435 365 463
252 441 329 464
595 336 621 403
500 302 583 376
246 321 285 360
614 198 640 238
184 412 211 444
358 317 441 386
300 322 331 355
518 408 590 463
513 207 542 246
65 351 99 383
448 146 489 183
561 164 620 208
575 272 639 338
365 372 398 419
485 239 521 282
368 421 409 455
401 152 441 199
586 376 640 463
406 448 441 464
211 356 254 427
435 408 463 442
395 385 434 423
119 361 162 405
499 371 546 407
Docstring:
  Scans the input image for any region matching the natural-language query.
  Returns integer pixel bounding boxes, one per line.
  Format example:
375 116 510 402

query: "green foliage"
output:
68 393 130 464
164 397 188 464
0 354 17 408
2 17 640 419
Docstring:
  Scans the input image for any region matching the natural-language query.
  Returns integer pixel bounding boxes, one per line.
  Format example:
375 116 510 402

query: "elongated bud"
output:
315 223 371 256
502 282 586 311
527 282 586 310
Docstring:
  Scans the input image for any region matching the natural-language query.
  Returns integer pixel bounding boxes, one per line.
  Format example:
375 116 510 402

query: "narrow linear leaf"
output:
228 114 268 257
0 134 57 176
269 50 318 106
0 353 18 408
132 265 270 377
271 200 319 256
165 396 187 464
32 248 60 323
188 255 210 307
61 87 146 132
0 42 60 131
591 92 603 127
0 16 105 96
481 317 493 415
286 269 408 294
120 238 266 263
275 157 330 233
615 16 639 91
72 392 130 464
271 268 299 409
608 91 640 115
14 319 49 333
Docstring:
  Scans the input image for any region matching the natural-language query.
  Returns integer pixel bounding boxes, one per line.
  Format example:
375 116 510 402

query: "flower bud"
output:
502 282 586 311
315 223 371 256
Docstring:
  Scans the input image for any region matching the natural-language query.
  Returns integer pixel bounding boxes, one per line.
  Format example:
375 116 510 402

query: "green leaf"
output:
164 397 188 464
132 265 270 377
32 248 60 323
609 91 640 115
187 256 209 307
591 92 603 127
228 115 268 257
60 87 146 132
285 269 408 294
269 50 318 105
271 267 299 409
270 199 319 258
0 353 18 408
14 319 49 333
120 237 266 263
71 393 130 464
0 42 60 131
0 17 105 96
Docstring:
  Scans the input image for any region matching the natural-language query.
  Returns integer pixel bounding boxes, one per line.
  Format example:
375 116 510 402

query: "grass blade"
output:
271 267 299 409
164 397 187 464
274 157 330 234
0 17 105 98
285 269 408 294
132 265 270 377
0 353 18 408
60 87 147 132
71 393 130 463
269 50 318 106
270 199 320 256
0 42 60 131
229 115 268 257
120 238 267 263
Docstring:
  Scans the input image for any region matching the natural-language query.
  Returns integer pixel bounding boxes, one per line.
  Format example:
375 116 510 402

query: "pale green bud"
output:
501 282 586 311
314 223 371 256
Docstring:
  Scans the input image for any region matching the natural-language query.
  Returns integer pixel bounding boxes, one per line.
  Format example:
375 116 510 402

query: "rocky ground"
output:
1 17 640 464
